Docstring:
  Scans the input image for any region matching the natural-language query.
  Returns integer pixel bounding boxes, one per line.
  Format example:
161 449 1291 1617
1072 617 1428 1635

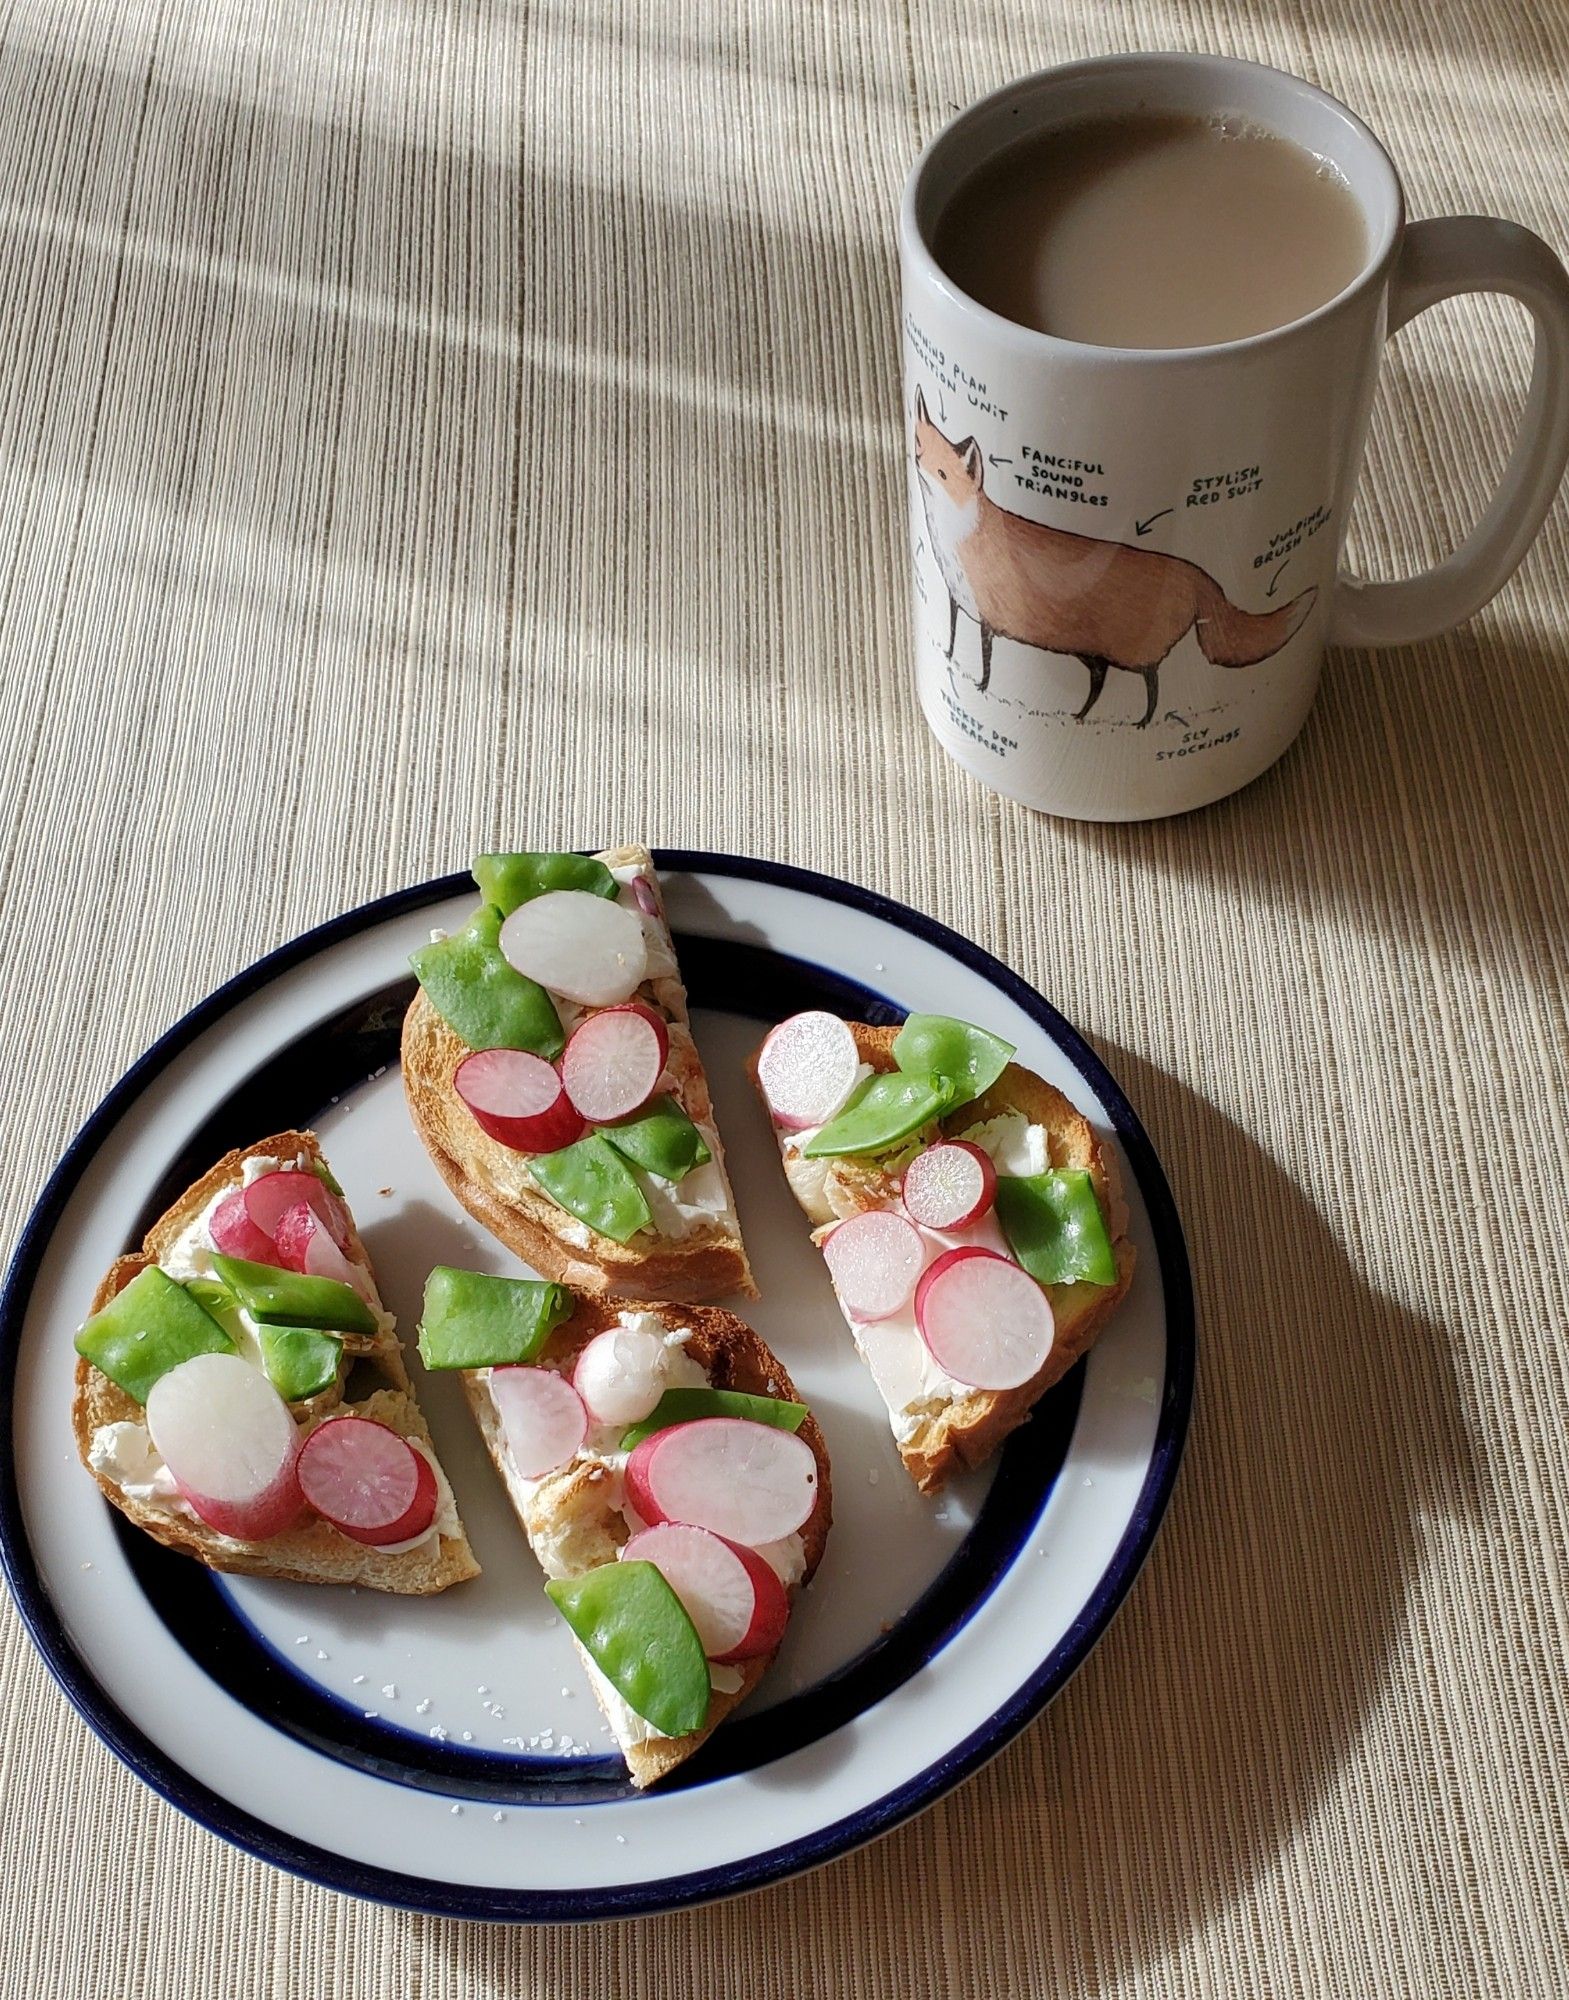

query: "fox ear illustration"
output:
914 386 930 426
959 437 983 484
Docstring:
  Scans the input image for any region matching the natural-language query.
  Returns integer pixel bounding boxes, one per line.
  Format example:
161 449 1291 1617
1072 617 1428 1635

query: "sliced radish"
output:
756 1011 862 1131
621 1523 790 1662
914 1246 1055 1391
144 1352 303 1542
821 1210 925 1320
624 1419 819 1546
209 1189 279 1264
243 1170 350 1252
630 876 660 919
271 1202 370 1298
902 1141 998 1231
499 890 649 1007
455 1048 587 1154
560 1005 668 1124
298 1418 437 1546
489 1366 588 1479
572 1324 668 1425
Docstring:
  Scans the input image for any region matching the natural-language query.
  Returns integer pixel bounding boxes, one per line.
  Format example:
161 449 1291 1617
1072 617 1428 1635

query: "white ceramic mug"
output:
900 54 1569 820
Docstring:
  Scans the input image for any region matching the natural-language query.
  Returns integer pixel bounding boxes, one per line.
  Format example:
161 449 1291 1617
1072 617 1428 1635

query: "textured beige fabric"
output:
2 0 1566 1989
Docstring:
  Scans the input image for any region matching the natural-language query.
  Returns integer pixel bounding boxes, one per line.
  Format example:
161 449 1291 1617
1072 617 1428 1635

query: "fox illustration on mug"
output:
913 389 1317 726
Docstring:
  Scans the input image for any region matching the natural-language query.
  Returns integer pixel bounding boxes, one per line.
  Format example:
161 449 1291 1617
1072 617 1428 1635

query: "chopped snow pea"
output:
600 1096 711 1182
619 1387 808 1452
472 851 619 915
892 1012 1015 1114
418 1266 575 1370
309 1158 345 1197
257 1323 344 1401
546 1561 711 1736
994 1170 1118 1287
409 904 564 1058
801 1072 947 1158
74 1267 235 1403
210 1254 379 1336
527 1135 652 1243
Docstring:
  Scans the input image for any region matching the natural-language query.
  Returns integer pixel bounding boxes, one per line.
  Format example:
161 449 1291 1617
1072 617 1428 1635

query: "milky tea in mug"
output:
899 56 1569 821
931 111 1368 349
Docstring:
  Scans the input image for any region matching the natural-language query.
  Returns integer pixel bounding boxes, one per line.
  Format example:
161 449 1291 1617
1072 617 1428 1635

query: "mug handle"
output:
1331 215 1569 648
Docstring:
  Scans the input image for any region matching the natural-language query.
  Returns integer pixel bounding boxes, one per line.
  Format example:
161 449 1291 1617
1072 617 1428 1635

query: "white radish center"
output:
146 1352 298 1505
455 1048 563 1117
621 1523 755 1656
489 1366 588 1479
638 1419 818 1545
756 1011 862 1130
573 1326 668 1425
902 1142 994 1229
498 890 649 1007
560 1010 665 1122
822 1209 926 1320
916 1251 1054 1390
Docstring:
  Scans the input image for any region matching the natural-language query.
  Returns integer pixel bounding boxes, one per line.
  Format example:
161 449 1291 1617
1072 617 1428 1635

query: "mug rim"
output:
900 52 1407 364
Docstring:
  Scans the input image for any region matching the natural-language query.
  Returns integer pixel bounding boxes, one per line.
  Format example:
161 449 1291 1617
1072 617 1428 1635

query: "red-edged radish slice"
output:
489 1366 588 1479
624 1419 819 1546
454 1048 587 1154
902 1141 998 1231
572 1323 668 1425
755 1011 861 1131
914 1246 1055 1391
630 875 660 918
499 890 648 1007
821 1210 925 1320
560 1005 668 1124
209 1189 280 1263
271 1202 371 1297
621 1523 790 1662
144 1352 304 1542
243 1170 351 1251
297 1417 437 1546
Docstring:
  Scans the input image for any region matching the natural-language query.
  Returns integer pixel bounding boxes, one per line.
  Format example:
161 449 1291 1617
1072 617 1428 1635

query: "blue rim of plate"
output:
0 851 1195 1921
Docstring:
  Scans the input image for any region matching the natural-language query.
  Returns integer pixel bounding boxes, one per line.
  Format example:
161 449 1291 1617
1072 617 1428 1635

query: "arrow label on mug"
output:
1136 509 1173 536
1266 558 1292 598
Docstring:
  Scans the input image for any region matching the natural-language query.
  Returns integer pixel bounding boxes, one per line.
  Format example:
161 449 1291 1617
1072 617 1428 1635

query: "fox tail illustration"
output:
1193 575 1318 668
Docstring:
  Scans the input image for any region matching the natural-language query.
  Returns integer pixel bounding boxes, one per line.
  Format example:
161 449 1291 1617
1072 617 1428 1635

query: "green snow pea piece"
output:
418 1266 574 1370
527 1135 652 1244
600 1097 711 1182
472 851 619 916
546 1562 711 1737
210 1254 379 1336
801 1071 948 1158
75 1267 236 1403
994 1170 1118 1287
257 1324 344 1402
892 1013 1015 1115
309 1158 345 1197
620 1387 808 1452
409 904 564 1059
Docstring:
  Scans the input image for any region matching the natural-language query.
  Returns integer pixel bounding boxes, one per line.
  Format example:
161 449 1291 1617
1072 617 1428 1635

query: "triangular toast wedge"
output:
73 1130 479 1592
403 845 755 1302
448 1292 831 1787
752 1022 1135 1493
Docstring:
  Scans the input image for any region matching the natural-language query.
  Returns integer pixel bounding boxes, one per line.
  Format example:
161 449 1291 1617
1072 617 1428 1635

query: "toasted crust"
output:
753 1025 1135 1494
71 1130 480 1593
401 846 756 1303
460 1295 831 1788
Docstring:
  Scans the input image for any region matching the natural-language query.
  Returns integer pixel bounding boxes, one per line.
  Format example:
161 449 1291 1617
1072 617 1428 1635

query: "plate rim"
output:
0 850 1195 1921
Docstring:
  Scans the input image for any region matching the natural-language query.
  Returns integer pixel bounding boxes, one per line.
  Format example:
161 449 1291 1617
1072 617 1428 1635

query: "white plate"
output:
0 853 1192 1919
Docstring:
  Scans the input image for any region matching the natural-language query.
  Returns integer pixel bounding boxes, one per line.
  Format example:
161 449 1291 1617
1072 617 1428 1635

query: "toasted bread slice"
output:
457 1295 831 1787
73 1131 480 1593
402 845 755 1303
753 1024 1134 1493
